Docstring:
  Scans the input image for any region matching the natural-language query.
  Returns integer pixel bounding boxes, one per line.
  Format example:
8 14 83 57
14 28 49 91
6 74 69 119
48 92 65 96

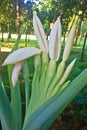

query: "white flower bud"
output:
49 17 61 61
33 14 48 53
63 25 75 62
59 58 76 85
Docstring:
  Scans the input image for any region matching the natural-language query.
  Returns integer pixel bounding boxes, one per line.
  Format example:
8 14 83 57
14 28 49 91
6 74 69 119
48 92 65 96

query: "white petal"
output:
63 25 75 62
2 47 41 65
12 62 23 87
49 17 61 61
33 14 48 53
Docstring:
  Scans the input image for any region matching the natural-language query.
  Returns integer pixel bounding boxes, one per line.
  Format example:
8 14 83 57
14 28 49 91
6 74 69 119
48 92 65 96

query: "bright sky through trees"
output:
24 0 39 3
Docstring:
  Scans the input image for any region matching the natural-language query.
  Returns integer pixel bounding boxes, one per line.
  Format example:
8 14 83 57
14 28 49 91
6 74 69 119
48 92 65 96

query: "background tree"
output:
0 0 87 46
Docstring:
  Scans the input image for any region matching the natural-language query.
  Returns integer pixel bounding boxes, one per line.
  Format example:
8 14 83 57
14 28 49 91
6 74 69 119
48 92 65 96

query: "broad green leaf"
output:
0 77 11 130
11 84 22 130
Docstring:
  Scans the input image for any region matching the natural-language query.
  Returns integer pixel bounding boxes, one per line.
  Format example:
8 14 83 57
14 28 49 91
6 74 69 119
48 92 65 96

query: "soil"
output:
49 103 87 130
49 117 87 130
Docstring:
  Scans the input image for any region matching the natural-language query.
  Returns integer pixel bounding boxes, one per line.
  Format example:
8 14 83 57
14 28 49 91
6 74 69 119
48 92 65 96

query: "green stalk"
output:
43 60 56 99
39 53 49 96
25 55 41 118
40 53 49 88
12 28 25 52
23 61 30 112
39 64 47 94
7 63 22 130
47 61 65 98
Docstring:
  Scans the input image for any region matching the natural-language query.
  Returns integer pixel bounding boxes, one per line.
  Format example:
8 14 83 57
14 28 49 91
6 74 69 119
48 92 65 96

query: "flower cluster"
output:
3 14 76 88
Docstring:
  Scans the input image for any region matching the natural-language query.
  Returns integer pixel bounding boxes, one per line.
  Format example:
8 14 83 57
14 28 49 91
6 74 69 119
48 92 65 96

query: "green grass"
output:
0 39 39 48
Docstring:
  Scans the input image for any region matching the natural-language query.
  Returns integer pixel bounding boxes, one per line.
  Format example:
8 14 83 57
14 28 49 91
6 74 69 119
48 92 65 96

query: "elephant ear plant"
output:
0 14 87 130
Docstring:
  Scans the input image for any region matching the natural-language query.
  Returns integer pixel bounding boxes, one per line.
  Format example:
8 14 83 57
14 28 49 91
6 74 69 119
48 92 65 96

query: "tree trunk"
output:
80 31 87 61
74 19 82 46
7 22 11 47
25 21 28 46
63 32 66 43
0 22 4 42
16 0 20 35
8 22 11 39
46 29 50 40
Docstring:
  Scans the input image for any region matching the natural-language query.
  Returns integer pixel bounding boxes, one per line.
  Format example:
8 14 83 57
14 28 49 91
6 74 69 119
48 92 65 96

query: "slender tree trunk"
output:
0 22 4 42
63 32 66 43
7 22 11 47
74 19 82 46
8 22 11 39
16 0 20 35
46 28 50 40
80 31 87 61
25 21 28 46
78 34 82 46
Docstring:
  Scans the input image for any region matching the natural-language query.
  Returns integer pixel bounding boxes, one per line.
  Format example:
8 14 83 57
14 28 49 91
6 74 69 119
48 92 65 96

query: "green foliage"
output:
0 77 11 130
0 0 87 36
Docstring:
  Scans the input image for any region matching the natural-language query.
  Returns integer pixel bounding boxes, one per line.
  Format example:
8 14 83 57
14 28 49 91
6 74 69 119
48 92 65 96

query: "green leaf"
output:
0 77 11 130
23 61 30 112
23 69 87 130
11 84 22 130
7 33 23 130
26 66 41 117
12 29 24 52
